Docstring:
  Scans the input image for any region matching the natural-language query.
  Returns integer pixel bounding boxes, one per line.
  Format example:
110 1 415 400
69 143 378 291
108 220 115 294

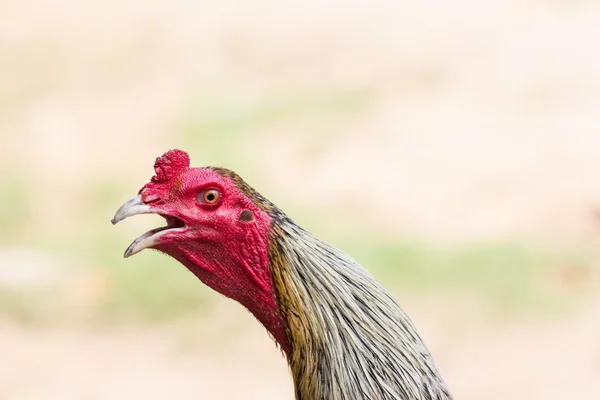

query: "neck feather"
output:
268 220 452 400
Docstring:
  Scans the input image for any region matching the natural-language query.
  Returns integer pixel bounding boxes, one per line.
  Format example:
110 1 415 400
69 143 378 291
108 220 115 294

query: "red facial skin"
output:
138 151 290 355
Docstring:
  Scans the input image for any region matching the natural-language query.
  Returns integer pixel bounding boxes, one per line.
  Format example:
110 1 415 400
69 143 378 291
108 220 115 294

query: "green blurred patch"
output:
12 229 214 324
0 286 68 325
0 174 32 242
96 247 212 323
183 87 372 138
341 237 583 317
0 288 47 324
178 86 374 166
84 178 132 212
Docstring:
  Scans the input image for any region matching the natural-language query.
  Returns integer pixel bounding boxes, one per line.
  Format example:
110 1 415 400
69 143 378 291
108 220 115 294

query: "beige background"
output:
1 1 599 399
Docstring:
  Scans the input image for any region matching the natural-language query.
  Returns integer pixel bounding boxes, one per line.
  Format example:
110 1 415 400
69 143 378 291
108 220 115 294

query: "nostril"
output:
141 193 160 204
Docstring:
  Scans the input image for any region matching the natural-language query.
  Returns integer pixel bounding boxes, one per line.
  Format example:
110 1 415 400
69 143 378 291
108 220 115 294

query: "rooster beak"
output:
112 194 186 258
111 194 152 225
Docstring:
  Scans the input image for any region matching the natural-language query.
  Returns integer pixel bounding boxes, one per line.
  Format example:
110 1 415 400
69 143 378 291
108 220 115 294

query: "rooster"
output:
112 149 452 400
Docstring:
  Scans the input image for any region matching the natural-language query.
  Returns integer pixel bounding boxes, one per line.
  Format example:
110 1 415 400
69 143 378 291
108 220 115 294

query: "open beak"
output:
112 194 185 258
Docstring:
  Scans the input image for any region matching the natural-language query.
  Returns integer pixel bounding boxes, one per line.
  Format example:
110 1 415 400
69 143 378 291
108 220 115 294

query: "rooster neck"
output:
268 220 452 400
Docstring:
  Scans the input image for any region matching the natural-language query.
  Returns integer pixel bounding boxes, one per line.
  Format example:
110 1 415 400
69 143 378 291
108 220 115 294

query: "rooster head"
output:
112 149 289 352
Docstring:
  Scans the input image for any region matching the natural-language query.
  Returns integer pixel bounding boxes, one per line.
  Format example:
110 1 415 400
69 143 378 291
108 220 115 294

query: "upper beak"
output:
111 194 152 225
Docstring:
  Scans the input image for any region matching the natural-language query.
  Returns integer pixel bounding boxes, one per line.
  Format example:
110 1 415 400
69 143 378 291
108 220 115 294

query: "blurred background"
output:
1 0 599 398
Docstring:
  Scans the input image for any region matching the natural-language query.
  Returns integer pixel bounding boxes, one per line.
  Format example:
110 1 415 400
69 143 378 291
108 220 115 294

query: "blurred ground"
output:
1 0 599 399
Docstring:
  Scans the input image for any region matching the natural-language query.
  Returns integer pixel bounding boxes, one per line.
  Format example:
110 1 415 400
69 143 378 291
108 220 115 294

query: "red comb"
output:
151 149 190 183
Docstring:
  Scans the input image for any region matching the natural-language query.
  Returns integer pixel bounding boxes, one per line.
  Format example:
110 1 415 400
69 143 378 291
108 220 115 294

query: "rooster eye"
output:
197 189 221 204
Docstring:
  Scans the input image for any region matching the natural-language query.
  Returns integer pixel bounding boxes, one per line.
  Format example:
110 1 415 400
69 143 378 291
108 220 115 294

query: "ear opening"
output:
239 209 254 222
